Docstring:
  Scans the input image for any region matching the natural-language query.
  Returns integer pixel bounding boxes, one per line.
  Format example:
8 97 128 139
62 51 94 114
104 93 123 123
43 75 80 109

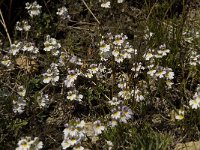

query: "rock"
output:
174 141 200 150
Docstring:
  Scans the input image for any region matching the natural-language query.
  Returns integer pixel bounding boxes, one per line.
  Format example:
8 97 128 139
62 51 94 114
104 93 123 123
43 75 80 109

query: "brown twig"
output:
81 0 100 24
0 9 12 46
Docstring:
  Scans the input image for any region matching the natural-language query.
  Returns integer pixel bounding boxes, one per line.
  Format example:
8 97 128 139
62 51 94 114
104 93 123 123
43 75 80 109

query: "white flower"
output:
68 138 78 146
155 70 166 78
100 41 110 52
16 137 43 150
108 97 122 106
88 64 99 74
147 69 156 76
113 34 127 45
144 51 153 60
76 120 85 129
44 35 61 56
57 6 70 19
165 71 174 80
112 49 119 57
189 99 200 109
34 141 43 150
69 128 79 137
37 94 50 108
17 86 26 97
67 90 83 102
111 110 121 120
69 55 83 65
22 42 39 53
93 120 105 135
10 42 22 55
13 97 26 114
101 1 111 8
61 139 71 149
16 138 31 150
64 69 79 88
175 110 184 120
166 80 174 88
1 56 12 67
25 1 42 17
108 120 118 127
118 90 132 100
43 63 59 85
117 0 124 3
120 106 133 123
16 20 31 31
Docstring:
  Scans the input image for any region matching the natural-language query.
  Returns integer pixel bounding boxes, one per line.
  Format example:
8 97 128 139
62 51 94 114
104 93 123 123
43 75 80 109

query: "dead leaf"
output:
15 56 38 73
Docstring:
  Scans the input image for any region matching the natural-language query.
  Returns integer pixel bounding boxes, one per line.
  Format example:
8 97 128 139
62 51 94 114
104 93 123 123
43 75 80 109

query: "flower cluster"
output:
143 44 170 60
99 0 124 8
61 120 86 150
189 84 200 109
13 86 27 114
100 1 111 8
99 33 137 63
16 136 43 150
22 42 39 54
37 93 50 108
25 1 42 17
57 6 70 20
43 63 59 85
110 105 133 124
44 35 61 56
16 20 31 31
9 41 39 55
147 66 174 79
131 62 145 78
117 73 134 100
66 89 83 102
13 97 27 114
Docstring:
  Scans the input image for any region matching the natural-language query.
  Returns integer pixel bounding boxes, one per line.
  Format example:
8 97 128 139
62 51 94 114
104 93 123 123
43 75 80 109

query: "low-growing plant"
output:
0 0 200 149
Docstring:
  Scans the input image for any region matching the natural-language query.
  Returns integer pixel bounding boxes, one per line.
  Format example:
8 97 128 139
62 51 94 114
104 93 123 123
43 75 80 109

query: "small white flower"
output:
61 139 71 149
100 41 110 52
189 99 200 109
111 110 121 120
175 110 184 120
57 6 70 19
101 1 111 8
147 69 156 76
17 86 26 97
25 1 42 17
44 35 61 56
165 71 174 80
117 0 124 3
166 80 174 88
155 70 166 78
67 90 83 102
93 120 105 135
16 20 31 31
1 56 12 67
10 42 22 55
145 52 153 60
16 137 43 150
43 63 59 85
13 97 26 114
